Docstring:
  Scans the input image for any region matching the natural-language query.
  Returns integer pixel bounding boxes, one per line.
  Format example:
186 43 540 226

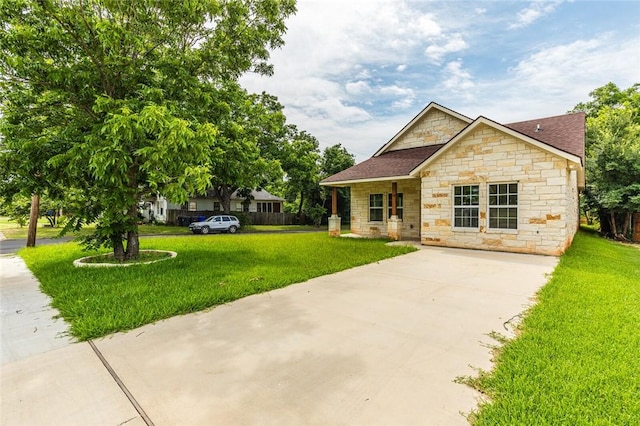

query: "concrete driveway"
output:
1 246 558 425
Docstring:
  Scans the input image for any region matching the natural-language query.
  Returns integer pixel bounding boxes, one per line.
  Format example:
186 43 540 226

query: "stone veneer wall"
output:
420 124 579 256
350 179 421 239
387 109 469 151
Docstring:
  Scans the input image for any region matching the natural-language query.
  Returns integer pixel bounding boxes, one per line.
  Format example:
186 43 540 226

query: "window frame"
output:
452 185 480 229
369 193 384 222
488 182 519 231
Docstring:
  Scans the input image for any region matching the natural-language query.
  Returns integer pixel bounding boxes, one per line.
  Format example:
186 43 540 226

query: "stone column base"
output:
328 215 341 237
387 216 402 241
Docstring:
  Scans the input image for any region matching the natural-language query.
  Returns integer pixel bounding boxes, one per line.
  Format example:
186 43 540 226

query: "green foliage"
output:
281 126 321 218
572 82 640 238
19 234 416 340
305 203 327 227
0 0 296 259
469 232 640 425
204 85 287 213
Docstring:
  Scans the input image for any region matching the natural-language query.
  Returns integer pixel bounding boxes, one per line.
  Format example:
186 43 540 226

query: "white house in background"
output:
177 189 285 213
141 188 286 223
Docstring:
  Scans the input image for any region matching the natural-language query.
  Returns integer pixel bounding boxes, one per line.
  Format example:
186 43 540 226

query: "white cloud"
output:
345 81 372 96
424 33 469 64
509 1 562 30
442 60 475 92
452 34 640 123
240 1 640 162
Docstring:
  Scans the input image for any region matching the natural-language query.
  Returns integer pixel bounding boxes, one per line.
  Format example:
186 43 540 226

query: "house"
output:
172 189 285 214
159 188 290 225
320 102 585 256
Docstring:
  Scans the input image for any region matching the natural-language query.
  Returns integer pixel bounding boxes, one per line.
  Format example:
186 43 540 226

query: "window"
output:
453 185 479 228
388 193 403 219
369 194 383 221
257 202 273 213
489 183 518 230
188 201 197 212
213 202 221 211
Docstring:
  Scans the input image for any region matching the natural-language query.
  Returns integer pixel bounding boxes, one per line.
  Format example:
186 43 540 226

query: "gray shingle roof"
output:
505 112 585 162
321 145 444 184
321 108 585 185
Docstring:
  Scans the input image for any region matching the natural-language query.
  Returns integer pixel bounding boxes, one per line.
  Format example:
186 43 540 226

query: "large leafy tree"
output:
319 143 355 218
0 0 296 259
572 82 640 239
281 126 320 219
205 84 286 213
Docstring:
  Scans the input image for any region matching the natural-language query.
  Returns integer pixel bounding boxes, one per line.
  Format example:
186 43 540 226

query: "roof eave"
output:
320 174 418 187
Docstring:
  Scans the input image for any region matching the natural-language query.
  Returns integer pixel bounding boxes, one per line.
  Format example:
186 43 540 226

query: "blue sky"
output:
240 0 640 162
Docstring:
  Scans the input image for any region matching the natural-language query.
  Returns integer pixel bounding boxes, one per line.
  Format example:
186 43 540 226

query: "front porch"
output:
327 178 422 241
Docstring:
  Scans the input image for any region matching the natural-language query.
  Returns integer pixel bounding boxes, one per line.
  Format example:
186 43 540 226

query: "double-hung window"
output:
453 185 479 228
488 183 518 229
388 193 403 219
369 194 383 222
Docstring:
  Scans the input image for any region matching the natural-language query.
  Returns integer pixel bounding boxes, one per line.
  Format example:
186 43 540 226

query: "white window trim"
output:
486 181 519 233
369 193 384 223
452 184 480 231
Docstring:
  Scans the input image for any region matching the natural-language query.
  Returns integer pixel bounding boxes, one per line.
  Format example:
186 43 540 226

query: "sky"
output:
240 0 640 162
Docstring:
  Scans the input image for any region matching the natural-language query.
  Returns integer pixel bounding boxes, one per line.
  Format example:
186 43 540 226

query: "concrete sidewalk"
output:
1 247 558 425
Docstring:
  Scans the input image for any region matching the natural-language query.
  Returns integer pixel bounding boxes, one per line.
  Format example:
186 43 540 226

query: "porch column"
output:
328 186 341 237
387 182 402 241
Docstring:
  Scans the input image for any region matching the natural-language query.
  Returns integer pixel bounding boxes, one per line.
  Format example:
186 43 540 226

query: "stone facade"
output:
386 109 468 151
350 180 421 240
419 124 578 255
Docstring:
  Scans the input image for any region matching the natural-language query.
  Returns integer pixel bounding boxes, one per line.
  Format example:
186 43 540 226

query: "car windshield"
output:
205 216 216 222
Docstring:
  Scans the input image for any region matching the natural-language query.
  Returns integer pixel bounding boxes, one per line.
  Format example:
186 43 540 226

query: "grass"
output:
0 216 327 239
18 233 415 341
466 231 640 425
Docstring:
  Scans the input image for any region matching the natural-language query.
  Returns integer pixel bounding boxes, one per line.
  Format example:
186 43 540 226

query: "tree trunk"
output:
124 204 140 260
297 192 304 220
26 194 40 247
113 235 125 261
622 211 631 239
609 211 619 239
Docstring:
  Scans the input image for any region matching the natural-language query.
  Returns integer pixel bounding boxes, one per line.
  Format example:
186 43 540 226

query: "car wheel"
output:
228 225 237 234
201 226 210 235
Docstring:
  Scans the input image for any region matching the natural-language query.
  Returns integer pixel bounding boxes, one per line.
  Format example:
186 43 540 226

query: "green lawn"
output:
0 216 324 239
18 233 415 340
467 231 640 425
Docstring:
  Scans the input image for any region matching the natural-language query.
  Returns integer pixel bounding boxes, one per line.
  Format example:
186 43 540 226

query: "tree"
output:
205 84 286 213
572 82 640 239
319 144 355 218
281 127 320 220
0 0 296 259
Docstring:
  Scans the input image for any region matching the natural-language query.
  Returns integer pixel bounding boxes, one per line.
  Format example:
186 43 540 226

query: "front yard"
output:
18 233 415 340
467 231 640 424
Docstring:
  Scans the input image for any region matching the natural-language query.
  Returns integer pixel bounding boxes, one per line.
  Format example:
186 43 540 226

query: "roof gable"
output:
410 116 583 176
321 103 585 187
373 102 472 156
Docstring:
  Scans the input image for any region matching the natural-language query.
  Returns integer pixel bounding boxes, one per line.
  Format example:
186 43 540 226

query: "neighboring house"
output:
321 102 585 256
156 188 289 225
175 189 284 214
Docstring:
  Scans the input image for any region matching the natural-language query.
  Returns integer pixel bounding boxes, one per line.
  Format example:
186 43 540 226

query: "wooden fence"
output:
167 210 297 226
